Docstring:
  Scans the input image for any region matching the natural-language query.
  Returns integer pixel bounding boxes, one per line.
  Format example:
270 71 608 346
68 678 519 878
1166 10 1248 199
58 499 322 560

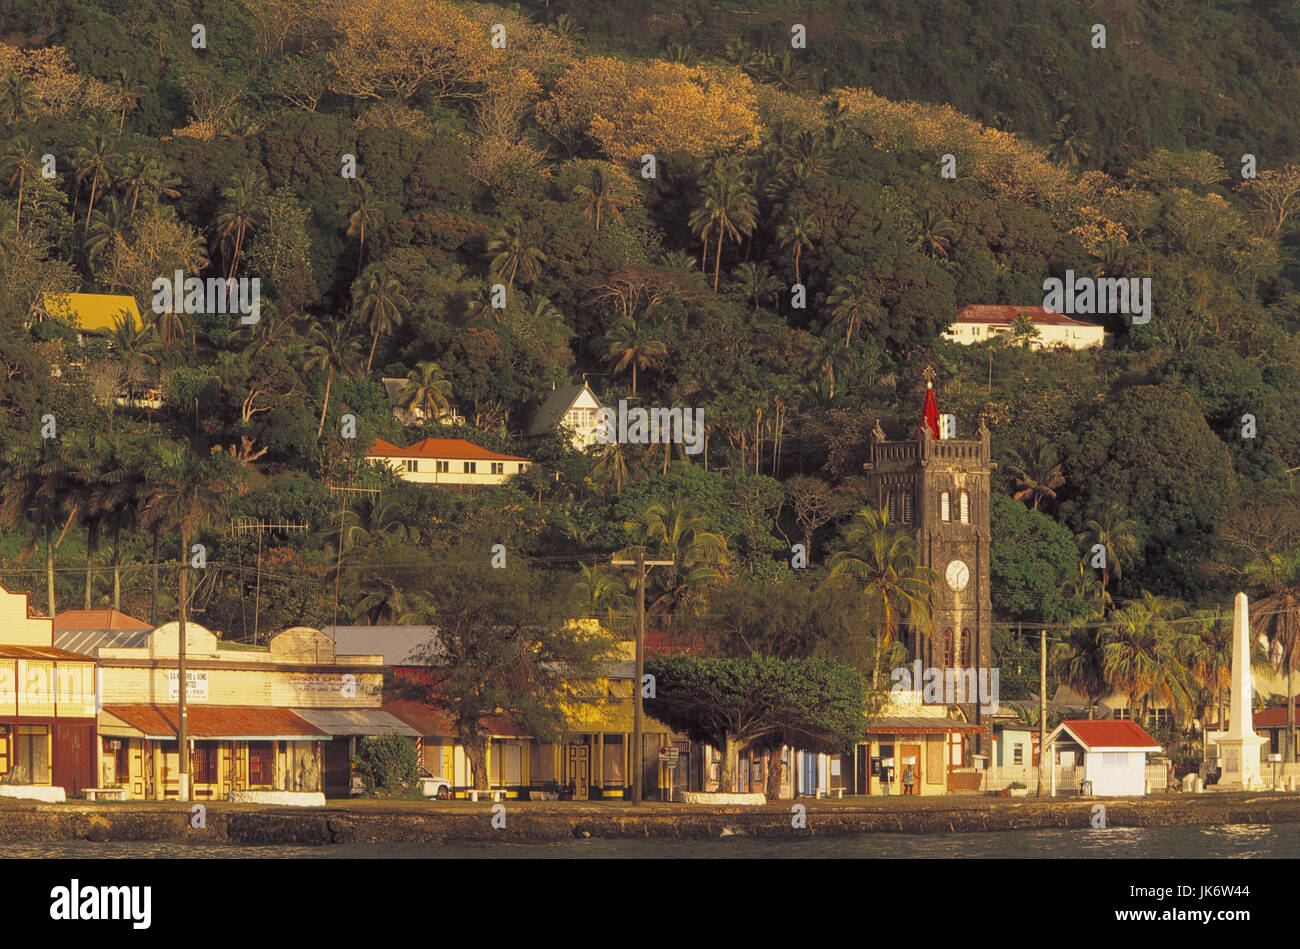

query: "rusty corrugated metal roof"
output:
53 609 152 631
383 700 529 738
0 644 95 661
102 704 326 740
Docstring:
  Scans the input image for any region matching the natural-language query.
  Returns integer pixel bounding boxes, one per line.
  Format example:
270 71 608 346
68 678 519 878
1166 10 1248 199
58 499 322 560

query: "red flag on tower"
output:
919 368 939 440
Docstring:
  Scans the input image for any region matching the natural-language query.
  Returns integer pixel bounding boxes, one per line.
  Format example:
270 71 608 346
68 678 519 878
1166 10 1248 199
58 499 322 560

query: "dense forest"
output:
1 0 1299 754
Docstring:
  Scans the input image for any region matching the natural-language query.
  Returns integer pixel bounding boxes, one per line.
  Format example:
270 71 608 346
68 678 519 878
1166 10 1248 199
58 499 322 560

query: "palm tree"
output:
487 217 546 291
352 266 409 373
216 169 267 280
1183 608 1232 739
821 95 851 147
84 196 134 268
397 361 453 425
727 261 782 312
1049 113 1090 170
344 181 382 278
121 156 180 212
600 317 666 396
826 274 882 346
1076 501 1139 596
657 249 698 274
109 312 158 405
0 135 39 230
92 438 145 611
574 563 632 631
1004 438 1066 510
109 70 145 131
622 500 730 615
0 440 74 616
776 207 817 284
1246 549 1300 762
827 507 938 687
72 128 122 228
0 73 38 123
1054 621 1108 718
305 318 363 437
689 168 757 291
591 439 632 495
571 165 625 232
1102 593 1192 726
910 209 957 259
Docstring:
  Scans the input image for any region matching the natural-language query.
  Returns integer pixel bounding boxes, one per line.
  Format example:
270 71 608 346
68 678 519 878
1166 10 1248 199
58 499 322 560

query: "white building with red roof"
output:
366 437 532 491
944 305 1106 350
1044 719 1162 796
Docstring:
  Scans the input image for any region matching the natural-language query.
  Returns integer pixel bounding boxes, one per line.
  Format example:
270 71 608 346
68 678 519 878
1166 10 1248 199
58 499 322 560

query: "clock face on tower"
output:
946 559 970 591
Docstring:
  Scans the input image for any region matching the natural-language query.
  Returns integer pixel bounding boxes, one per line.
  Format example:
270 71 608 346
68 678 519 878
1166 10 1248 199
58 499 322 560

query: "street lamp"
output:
612 551 673 806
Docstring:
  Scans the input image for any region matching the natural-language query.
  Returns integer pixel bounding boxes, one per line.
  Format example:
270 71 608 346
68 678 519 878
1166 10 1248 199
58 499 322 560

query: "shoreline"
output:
2 792 1299 845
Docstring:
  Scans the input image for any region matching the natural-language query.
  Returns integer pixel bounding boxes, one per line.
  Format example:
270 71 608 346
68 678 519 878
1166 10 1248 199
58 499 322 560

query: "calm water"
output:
0 823 1294 858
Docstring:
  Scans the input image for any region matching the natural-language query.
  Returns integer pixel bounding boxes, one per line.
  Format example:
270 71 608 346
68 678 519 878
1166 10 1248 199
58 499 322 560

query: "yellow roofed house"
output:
42 293 144 337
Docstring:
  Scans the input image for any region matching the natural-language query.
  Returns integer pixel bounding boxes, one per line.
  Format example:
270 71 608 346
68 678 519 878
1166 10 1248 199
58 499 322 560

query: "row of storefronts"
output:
1 584 990 801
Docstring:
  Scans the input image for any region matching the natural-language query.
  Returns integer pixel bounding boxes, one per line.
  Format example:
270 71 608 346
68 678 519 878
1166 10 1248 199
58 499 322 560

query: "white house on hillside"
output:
366 437 531 491
527 382 603 451
944 305 1106 350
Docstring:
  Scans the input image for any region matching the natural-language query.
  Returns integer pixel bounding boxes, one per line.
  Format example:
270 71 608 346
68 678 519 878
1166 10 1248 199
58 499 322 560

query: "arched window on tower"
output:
902 491 912 525
959 490 970 524
943 629 953 668
960 628 971 668
887 491 898 523
940 491 951 522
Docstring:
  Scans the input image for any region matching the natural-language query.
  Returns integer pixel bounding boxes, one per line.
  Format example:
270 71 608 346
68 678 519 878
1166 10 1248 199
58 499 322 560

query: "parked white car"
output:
418 775 453 800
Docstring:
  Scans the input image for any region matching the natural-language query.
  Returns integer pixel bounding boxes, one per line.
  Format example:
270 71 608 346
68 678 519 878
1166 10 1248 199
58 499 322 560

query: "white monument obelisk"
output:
1217 593 1267 789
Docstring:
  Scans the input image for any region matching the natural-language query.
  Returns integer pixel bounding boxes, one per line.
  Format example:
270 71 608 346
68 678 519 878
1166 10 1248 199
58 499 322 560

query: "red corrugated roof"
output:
644 629 705 656
382 699 529 737
1252 699 1300 728
54 609 152 631
366 437 529 462
1056 718 1160 750
103 704 326 739
953 305 1103 328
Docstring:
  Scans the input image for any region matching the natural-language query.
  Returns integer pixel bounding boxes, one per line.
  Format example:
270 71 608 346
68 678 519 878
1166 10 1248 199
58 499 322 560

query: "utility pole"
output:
178 540 188 802
612 551 673 806
1037 628 1046 797
230 518 310 641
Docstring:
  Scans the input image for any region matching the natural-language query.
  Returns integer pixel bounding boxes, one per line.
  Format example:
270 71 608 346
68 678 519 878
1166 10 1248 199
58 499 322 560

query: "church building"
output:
864 369 996 756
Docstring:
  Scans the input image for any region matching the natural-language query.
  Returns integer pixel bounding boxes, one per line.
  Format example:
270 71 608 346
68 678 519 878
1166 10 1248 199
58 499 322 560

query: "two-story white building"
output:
527 382 604 452
943 305 1106 350
366 437 532 491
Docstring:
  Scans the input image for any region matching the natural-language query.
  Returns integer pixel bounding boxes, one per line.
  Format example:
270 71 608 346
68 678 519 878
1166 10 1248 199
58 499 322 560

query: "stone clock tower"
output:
864 372 995 743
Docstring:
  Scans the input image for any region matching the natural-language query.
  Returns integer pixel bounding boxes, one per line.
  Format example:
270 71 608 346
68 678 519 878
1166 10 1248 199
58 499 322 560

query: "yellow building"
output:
75 623 413 800
366 437 532 491
331 625 674 800
42 293 143 334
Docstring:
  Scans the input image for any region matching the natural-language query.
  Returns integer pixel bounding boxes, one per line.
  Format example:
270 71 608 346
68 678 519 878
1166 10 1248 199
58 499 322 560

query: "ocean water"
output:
0 822 1292 858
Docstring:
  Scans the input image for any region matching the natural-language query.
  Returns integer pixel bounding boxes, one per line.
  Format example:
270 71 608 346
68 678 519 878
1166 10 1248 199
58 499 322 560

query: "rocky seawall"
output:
2 793 1299 845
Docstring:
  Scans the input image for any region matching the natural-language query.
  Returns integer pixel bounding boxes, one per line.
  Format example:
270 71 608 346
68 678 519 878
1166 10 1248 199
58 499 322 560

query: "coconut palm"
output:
0 73 38 123
1004 438 1066 511
1054 621 1108 718
1076 501 1139 596
108 312 158 405
727 261 782 313
216 169 267 280
776 207 817 284
344 181 381 278
826 274 882 346
571 165 625 232
121 156 180 212
622 499 730 615
688 167 757 291
600 317 666 396
0 439 75 616
72 128 121 228
591 439 632 495
1102 594 1193 727
397 361 453 425
0 135 39 230
1049 113 1090 170
1182 608 1233 738
109 70 145 131
305 318 363 437
84 196 134 268
574 563 633 630
1245 549 1300 761
487 216 546 291
909 209 957 259
352 265 409 373
827 507 938 687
